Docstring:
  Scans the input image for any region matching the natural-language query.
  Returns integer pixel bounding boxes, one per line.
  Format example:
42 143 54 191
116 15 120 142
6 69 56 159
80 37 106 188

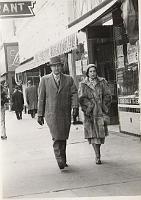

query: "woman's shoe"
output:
96 158 101 165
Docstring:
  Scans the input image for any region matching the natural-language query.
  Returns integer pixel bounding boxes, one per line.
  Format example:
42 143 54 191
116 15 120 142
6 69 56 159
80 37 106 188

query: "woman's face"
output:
88 67 97 79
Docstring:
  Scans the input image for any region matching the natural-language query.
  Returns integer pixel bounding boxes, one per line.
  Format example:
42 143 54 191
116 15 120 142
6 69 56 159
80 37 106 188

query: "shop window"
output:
33 77 40 87
39 66 45 77
44 63 52 75
117 63 138 96
22 72 27 84
115 35 139 97
12 76 16 85
60 54 70 75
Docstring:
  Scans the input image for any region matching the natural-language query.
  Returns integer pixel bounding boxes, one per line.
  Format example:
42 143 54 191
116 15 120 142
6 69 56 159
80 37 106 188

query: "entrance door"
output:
87 26 118 124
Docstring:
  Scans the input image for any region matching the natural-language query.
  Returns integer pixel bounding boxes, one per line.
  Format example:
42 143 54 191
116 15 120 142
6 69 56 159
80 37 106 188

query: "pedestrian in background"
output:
11 86 24 120
3 82 10 110
25 80 38 118
17 80 23 92
1 84 9 140
37 56 79 170
79 64 111 164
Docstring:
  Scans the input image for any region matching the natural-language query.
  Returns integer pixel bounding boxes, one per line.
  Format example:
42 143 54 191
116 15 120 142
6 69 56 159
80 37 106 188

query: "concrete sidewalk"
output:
1 111 141 198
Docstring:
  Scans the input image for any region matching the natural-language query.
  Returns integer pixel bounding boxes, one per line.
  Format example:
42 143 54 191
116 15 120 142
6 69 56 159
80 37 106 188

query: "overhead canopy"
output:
68 0 119 31
16 32 77 74
15 58 36 73
16 0 119 74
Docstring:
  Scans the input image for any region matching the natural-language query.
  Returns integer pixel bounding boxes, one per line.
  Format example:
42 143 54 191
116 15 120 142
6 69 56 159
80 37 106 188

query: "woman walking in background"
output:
79 64 111 164
12 86 24 120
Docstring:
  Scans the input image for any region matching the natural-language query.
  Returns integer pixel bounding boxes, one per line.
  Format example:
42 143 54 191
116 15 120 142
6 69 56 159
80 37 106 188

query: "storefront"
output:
15 0 140 135
67 0 140 135
113 0 140 136
67 0 120 125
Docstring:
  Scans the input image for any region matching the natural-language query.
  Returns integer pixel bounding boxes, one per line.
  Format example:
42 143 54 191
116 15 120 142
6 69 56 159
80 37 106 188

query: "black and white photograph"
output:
0 0 141 200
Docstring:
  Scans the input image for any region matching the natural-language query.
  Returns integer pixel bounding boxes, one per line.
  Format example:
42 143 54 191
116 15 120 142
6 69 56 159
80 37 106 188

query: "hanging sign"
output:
0 1 35 18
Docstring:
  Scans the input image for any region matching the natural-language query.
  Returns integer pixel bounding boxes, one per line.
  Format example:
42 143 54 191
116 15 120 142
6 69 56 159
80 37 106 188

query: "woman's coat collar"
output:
82 76 104 88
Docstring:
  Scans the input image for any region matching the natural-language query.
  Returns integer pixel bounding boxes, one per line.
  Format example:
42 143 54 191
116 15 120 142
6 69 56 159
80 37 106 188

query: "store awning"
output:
68 0 119 32
15 58 36 73
16 0 119 74
15 32 77 74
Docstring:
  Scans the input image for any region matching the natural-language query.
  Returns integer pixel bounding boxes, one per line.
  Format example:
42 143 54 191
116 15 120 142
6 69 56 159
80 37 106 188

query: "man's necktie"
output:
55 77 60 87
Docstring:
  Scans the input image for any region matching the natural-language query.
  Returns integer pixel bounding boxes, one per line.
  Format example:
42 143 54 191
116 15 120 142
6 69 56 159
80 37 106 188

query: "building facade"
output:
15 0 140 136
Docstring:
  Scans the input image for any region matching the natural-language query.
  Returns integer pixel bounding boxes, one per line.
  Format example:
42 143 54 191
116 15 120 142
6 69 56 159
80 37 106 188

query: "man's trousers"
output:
53 140 67 168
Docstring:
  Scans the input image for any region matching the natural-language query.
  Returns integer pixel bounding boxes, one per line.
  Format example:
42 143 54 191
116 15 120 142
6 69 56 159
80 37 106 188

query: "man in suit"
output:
25 80 38 118
37 56 79 170
12 86 24 120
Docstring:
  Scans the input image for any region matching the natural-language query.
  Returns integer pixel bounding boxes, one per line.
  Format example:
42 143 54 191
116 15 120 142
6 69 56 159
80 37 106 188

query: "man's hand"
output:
72 107 79 118
37 116 44 126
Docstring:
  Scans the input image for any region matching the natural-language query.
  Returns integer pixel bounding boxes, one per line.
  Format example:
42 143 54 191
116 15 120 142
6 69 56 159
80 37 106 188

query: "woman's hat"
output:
49 56 63 66
87 64 97 69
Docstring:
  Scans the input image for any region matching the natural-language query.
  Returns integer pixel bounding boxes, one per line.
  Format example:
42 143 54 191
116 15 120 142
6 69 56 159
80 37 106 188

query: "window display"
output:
116 42 139 98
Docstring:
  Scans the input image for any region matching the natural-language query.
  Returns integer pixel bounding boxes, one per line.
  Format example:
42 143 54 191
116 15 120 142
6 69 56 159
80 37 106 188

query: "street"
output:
1 111 141 198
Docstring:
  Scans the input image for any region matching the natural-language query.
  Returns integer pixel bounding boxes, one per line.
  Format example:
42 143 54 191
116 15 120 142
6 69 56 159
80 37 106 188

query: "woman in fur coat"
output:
79 64 112 164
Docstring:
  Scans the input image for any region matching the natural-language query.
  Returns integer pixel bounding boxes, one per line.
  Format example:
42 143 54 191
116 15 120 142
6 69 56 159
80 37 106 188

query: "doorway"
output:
87 26 118 124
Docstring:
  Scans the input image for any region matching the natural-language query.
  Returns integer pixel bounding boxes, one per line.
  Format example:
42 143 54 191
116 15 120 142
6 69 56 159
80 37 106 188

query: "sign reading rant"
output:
0 1 35 18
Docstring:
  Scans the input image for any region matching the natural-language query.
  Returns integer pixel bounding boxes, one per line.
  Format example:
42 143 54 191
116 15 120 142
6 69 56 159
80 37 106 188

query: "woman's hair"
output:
86 64 97 77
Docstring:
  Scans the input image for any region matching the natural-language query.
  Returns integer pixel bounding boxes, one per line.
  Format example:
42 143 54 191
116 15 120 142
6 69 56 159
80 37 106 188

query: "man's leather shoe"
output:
58 162 65 169
96 158 102 165
59 166 65 170
37 116 44 125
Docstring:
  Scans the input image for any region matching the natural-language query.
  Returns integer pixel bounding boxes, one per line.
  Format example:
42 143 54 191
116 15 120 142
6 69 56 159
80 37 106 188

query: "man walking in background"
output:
37 56 79 170
25 80 38 118
11 86 24 120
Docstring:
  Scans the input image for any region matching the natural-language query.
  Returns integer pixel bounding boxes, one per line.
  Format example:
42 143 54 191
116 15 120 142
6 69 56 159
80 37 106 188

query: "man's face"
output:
51 64 62 75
